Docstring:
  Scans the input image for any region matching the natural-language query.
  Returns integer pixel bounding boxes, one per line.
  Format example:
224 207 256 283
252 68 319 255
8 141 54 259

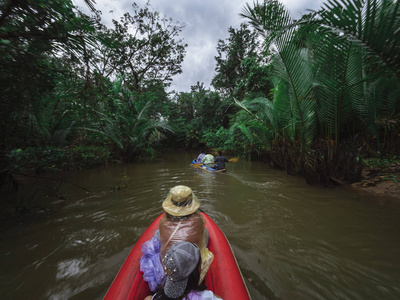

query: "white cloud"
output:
74 0 326 92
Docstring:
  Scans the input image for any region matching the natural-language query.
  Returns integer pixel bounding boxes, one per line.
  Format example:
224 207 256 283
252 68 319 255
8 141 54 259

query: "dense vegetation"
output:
238 0 400 184
1 0 399 200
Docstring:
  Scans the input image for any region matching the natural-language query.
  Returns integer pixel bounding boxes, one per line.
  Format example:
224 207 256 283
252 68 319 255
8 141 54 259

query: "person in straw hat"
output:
159 185 214 284
140 186 214 292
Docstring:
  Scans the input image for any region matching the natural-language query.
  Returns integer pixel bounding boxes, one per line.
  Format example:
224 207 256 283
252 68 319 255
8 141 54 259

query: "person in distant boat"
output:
140 185 214 292
144 242 221 300
201 153 214 166
195 150 206 164
214 151 228 171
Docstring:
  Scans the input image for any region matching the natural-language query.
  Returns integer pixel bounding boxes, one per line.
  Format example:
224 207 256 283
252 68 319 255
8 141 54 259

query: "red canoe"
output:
104 212 251 299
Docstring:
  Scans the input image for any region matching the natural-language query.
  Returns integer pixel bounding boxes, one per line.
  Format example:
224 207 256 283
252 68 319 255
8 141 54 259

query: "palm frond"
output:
319 0 400 77
234 98 274 131
112 74 125 95
83 0 97 12
240 0 293 42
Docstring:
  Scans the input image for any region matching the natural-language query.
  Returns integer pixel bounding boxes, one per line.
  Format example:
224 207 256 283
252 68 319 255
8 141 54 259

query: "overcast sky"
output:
73 0 325 93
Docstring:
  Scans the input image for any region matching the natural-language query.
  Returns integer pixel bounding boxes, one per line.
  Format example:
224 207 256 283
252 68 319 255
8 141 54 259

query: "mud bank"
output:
351 163 400 202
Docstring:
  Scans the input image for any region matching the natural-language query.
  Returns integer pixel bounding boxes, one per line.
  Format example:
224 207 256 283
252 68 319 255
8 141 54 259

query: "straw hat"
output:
162 185 200 217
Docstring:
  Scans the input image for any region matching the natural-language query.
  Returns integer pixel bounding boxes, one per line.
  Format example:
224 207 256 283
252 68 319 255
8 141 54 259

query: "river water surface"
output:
1 151 400 300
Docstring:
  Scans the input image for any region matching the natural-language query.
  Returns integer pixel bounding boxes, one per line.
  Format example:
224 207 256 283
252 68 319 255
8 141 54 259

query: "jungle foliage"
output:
1 0 399 192
0 0 185 172
236 0 400 184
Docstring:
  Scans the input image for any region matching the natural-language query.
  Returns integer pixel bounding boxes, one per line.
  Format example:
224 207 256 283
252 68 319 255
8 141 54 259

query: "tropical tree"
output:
212 23 264 99
1 0 189 173
0 0 94 155
98 2 187 92
161 82 228 149
236 0 400 183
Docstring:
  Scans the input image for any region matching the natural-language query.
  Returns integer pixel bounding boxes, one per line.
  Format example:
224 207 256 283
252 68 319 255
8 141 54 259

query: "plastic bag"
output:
140 236 165 291
199 246 214 284
159 212 214 283
159 212 205 257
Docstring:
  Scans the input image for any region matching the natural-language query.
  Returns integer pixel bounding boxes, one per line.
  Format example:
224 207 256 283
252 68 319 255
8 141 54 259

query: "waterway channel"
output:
1 151 399 299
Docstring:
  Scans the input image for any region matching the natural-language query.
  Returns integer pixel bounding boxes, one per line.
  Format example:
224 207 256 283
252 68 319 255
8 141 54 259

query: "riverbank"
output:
351 163 400 202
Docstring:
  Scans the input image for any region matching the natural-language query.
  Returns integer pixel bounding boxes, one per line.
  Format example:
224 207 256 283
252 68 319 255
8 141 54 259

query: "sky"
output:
73 0 326 93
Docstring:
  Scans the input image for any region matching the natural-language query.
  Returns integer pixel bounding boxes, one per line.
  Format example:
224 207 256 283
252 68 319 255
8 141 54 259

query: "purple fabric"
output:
187 291 203 300
140 237 165 291
196 153 205 163
152 291 206 300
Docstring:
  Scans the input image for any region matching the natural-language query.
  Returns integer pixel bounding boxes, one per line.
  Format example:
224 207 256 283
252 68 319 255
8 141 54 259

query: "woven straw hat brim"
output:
162 193 200 216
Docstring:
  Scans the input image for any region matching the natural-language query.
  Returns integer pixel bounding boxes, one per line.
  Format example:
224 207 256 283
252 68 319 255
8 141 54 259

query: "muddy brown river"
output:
1 151 399 299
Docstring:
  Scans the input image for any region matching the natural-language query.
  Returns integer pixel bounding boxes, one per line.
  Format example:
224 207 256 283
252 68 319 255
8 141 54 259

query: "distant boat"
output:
104 212 251 299
190 160 226 172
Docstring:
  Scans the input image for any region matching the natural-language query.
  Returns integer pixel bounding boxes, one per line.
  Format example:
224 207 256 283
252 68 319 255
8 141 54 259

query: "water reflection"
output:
56 258 89 280
0 151 399 299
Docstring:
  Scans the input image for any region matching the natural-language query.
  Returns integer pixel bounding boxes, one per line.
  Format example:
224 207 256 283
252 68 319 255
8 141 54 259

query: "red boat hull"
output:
104 212 250 299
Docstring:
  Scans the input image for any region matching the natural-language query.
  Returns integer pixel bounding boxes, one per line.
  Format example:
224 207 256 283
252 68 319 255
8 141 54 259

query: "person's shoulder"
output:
192 211 206 221
193 211 203 217
159 214 168 223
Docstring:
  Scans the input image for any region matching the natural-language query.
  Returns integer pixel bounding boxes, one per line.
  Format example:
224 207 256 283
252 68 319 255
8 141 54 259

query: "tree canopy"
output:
0 0 399 191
